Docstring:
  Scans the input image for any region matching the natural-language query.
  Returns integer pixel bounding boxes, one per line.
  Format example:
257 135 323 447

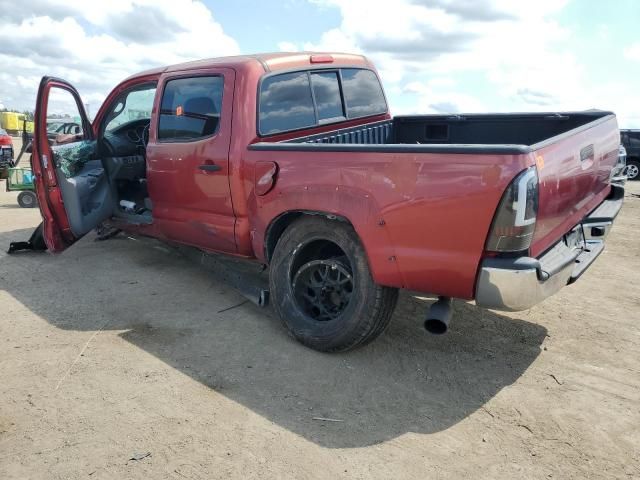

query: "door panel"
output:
146 69 236 253
32 78 112 252
55 159 113 236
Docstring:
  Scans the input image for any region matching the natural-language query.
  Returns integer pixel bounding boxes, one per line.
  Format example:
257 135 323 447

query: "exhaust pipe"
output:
424 296 452 334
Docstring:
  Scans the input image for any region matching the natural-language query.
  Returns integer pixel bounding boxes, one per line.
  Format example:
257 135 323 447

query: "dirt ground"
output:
1 141 639 479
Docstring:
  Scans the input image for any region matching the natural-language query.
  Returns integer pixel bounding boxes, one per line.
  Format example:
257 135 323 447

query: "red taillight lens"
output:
310 54 334 64
486 167 538 253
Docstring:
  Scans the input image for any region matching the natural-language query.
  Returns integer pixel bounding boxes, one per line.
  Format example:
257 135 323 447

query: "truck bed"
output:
252 110 613 154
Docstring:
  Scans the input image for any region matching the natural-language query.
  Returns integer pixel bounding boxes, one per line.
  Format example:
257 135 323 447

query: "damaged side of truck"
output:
17 52 626 352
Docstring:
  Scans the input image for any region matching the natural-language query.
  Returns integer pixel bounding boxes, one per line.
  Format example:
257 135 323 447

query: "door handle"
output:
198 164 221 172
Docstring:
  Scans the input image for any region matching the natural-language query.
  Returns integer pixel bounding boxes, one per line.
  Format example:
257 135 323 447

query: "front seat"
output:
183 97 219 136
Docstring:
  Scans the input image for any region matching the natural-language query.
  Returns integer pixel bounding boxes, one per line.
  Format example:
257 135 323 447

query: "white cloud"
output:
402 81 486 114
0 0 240 114
625 43 640 62
289 0 575 111
290 0 640 127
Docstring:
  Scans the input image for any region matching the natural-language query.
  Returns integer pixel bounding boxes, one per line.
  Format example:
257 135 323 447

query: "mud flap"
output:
7 222 48 254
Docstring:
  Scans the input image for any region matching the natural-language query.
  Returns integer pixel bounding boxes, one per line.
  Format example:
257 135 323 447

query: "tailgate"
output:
530 114 620 258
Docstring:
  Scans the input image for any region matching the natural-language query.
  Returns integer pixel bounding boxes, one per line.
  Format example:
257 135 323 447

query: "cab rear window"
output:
341 69 387 119
259 72 316 136
258 68 386 136
310 71 345 122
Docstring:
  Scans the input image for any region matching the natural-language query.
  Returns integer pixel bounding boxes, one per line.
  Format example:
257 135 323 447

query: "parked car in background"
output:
620 129 640 180
46 122 82 143
47 121 81 135
0 128 14 176
20 53 624 352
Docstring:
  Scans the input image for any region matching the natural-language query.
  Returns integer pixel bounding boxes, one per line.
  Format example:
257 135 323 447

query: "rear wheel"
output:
17 191 37 208
627 159 640 181
269 217 398 352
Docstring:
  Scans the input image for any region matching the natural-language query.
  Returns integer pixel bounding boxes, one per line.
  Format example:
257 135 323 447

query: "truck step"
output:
568 241 605 284
585 197 623 223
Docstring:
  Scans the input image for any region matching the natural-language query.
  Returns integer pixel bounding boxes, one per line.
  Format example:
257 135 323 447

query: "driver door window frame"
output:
98 81 159 140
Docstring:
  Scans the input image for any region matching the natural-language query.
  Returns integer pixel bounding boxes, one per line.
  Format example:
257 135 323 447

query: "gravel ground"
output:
0 149 639 479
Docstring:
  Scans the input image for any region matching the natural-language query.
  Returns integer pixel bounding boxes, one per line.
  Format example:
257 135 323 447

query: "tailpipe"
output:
424 296 452 335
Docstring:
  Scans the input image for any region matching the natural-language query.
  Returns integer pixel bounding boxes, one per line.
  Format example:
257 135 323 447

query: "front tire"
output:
269 217 398 352
627 159 640 181
17 191 37 208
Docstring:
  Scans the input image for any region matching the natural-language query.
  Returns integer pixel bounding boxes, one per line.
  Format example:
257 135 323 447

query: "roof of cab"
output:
124 52 371 81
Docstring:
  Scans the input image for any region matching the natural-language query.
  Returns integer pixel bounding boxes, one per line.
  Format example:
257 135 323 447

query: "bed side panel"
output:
530 115 619 257
245 148 531 299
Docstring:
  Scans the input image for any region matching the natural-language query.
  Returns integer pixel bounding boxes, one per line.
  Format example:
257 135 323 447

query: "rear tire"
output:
17 191 37 208
627 159 640 181
269 217 398 352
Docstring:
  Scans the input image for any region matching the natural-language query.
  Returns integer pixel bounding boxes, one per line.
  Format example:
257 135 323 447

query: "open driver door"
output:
12 77 114 253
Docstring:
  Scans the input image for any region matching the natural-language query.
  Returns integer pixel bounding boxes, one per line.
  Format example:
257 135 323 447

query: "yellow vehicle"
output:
0 111 26 134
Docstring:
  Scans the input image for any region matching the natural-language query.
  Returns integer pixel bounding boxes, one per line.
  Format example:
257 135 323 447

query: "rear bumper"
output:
611 146 627 185
475 185 623 311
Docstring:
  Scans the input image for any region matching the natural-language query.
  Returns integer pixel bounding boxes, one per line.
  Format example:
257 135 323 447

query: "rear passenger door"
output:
146 68 236 253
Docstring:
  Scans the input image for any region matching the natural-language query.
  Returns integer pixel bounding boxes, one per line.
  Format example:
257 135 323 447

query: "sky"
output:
0 0 638 127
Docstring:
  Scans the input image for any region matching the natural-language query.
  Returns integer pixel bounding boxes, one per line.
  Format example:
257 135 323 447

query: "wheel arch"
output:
264 209 353 264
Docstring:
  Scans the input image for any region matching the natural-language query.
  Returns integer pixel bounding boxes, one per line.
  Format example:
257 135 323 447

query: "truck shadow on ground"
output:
1 227 547 449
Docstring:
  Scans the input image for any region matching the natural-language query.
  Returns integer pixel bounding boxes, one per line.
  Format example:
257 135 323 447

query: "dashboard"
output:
102 119 150 181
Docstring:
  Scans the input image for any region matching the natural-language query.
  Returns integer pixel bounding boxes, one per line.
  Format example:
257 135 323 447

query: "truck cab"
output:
31 53 386 255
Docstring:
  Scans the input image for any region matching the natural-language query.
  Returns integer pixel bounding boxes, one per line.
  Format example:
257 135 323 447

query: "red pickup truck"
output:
22 52 625 352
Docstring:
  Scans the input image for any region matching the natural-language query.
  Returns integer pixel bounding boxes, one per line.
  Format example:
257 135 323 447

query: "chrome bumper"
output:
611 147 627 186
475 185 623 312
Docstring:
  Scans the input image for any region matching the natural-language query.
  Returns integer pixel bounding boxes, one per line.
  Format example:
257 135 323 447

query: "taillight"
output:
486 166 538 253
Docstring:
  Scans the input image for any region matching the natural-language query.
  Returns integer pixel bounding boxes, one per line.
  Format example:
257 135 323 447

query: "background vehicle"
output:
0 111 34 135
0 128 14 179
47 121 81 135
621 129 640 180
20 53 623 352
46 121 82 143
